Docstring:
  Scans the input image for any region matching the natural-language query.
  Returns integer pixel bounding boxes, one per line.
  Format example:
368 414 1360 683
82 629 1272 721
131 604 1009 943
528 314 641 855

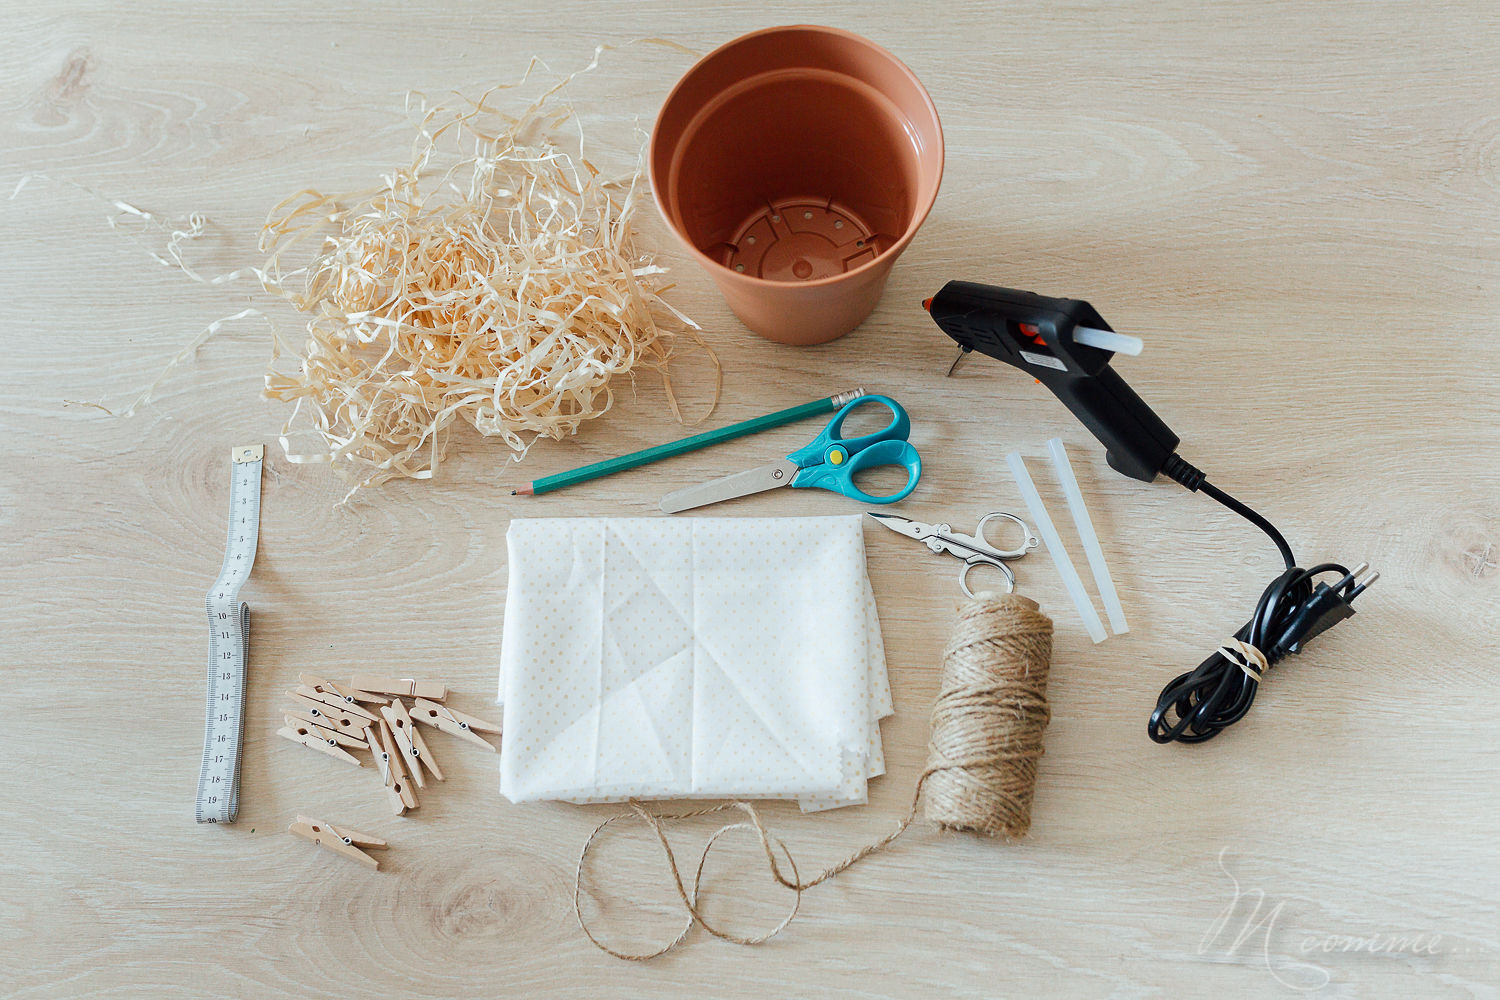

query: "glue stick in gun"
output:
925 281 1377 746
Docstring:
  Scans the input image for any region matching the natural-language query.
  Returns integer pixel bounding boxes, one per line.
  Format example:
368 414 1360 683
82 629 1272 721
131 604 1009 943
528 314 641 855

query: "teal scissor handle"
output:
786 394 922 504
791 438 922 503
786 394 911 466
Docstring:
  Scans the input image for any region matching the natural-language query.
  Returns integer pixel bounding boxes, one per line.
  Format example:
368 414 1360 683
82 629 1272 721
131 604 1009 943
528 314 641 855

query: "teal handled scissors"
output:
659 394 922 513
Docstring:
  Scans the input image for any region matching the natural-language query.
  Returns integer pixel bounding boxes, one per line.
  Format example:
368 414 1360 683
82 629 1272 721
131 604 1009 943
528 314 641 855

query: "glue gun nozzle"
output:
921 297 933 312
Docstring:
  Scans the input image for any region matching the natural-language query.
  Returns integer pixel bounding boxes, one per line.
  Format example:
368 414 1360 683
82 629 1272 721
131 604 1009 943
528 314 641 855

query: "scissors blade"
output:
866 511 933 540
660 459 798 513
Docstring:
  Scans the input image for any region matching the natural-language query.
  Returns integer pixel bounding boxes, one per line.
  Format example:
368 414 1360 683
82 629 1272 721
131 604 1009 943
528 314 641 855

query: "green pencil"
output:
512 388 866 497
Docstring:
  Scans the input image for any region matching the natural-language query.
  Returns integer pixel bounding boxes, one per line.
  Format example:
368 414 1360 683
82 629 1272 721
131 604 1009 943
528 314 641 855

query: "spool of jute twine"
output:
923 590 1053 837
575 591 1054 960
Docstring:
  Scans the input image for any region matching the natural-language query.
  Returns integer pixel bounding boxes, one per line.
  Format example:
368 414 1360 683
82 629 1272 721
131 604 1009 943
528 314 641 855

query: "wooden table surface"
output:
4 2 1498 996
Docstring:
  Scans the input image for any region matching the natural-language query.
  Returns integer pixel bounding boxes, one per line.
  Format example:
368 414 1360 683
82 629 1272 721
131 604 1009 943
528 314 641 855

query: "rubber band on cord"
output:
1218 638 1270 681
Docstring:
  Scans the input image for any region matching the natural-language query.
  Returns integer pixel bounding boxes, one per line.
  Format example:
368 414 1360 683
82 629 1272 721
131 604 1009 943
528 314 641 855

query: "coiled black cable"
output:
1148 456 1372 744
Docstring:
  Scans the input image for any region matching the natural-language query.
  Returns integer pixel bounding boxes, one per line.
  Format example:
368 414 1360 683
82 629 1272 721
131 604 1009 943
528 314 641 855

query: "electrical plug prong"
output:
1331 562 1368 593
1350 567 1379 598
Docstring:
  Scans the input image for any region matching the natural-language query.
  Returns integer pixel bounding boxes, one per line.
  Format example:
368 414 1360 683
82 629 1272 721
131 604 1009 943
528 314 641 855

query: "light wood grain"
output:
3 1 1498 996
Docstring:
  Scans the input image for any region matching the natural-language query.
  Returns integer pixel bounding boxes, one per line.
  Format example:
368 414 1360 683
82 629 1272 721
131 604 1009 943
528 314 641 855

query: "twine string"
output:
574 592 1054 960
923 593 1053 839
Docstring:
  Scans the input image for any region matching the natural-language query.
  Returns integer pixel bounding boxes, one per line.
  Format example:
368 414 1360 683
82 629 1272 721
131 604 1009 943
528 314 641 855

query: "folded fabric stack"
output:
498 516 892 811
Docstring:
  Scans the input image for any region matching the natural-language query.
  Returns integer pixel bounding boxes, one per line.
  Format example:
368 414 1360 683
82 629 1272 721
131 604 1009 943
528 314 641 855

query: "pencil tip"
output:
509 490 517 495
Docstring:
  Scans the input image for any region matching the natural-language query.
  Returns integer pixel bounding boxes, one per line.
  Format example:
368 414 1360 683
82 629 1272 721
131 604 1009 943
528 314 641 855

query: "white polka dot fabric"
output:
498 516 892 812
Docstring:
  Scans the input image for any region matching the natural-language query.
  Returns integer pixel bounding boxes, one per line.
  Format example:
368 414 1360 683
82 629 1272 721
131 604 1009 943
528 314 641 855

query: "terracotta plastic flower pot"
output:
650 25 944 346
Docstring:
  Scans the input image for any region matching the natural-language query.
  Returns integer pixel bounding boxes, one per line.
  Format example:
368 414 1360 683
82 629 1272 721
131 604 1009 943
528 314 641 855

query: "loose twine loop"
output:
574 591 1055 960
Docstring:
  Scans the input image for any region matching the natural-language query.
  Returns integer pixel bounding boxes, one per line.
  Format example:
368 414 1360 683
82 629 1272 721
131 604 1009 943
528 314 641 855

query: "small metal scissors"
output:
868 510 1040 597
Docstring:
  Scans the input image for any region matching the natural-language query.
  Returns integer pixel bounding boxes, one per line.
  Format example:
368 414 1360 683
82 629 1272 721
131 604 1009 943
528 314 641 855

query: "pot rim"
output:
648 24 945 291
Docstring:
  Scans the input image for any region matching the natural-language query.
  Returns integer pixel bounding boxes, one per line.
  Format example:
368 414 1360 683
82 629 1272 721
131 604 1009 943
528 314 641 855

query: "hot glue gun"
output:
925 281 1169 483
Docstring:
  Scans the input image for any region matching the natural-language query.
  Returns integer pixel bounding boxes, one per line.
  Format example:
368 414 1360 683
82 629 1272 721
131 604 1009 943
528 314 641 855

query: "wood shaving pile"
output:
258 50 713 491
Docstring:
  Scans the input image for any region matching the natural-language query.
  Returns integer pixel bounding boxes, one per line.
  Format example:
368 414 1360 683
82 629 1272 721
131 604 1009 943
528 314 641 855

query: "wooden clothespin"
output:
410 698 499 751
287 690 373 733
278 721 362 766
284 711 367 749
349 675 448 701
289 816 386 869
374 719 418 814
364 727 406 816
381 700 443 785
300 673 365 708
346 687 392 706
292 681 380 724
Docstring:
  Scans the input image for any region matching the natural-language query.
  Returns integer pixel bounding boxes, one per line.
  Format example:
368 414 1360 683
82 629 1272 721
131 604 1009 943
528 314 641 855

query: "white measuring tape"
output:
196 444 263 824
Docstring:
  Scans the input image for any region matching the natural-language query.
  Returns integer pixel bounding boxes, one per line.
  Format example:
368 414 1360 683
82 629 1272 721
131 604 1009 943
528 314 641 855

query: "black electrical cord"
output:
1148 455 1376 744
